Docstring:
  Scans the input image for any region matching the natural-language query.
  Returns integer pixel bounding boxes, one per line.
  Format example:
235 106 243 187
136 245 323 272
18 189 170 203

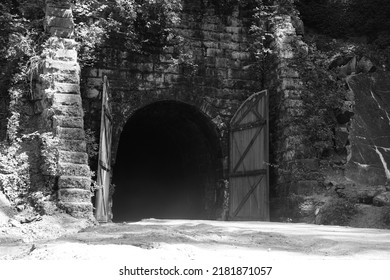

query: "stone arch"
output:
110 93 223 167
111 100 224 221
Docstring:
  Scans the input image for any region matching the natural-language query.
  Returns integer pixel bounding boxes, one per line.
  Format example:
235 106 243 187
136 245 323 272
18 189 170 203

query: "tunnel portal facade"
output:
3 0 305 222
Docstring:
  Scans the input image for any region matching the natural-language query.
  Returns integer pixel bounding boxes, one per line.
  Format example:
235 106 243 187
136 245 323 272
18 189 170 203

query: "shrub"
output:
73 0 183 66
291 35 345 158
318 197 357 226
296 0 390 48
296 0 349 38
0 141 30 204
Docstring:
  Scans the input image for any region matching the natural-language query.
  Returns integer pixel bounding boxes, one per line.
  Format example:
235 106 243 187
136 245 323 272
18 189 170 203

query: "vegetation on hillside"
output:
0 0 45 140
73 0 182 66
297 0 390 48
288 0 390 158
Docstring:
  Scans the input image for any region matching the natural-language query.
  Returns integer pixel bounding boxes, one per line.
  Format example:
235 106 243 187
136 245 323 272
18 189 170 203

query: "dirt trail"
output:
1 219 390 260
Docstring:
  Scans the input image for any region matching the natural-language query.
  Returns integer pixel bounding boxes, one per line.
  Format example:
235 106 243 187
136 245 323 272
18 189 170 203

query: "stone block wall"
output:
31 0 93 217
82 3 262 174
268 14 324 221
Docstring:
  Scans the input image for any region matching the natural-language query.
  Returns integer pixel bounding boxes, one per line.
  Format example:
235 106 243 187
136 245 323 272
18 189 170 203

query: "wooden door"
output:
229 90 269 221
95 76 113 222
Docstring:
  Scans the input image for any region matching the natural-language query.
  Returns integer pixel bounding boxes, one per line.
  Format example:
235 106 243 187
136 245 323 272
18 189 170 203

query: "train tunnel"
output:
111 101 222 222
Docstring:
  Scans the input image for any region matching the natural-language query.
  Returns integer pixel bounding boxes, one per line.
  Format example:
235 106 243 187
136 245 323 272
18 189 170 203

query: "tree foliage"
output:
0 0 45 143
297 0 390 48
348 0 390 48
0 0 45 70
73 0 182 66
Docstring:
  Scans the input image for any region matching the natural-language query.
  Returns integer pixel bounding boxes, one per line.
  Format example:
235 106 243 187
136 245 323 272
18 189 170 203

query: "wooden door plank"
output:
231 120 266 132
234 100 256 126
231 91 265 126
232 175 264 217
230 169 266 177
232 125 263 173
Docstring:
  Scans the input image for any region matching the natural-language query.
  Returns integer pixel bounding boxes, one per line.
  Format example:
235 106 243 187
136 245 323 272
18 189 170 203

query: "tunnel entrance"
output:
112 101 222 222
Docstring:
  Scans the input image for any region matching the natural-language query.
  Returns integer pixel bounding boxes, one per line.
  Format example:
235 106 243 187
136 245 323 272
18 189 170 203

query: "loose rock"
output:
373 192 390 206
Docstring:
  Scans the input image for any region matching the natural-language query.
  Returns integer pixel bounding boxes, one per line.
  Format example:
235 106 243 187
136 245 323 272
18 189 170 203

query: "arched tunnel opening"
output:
112 101 223 222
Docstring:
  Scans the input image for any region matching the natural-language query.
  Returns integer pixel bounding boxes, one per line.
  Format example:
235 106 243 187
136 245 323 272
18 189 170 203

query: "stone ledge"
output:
58 139 86 152
50 72 80 84
59 151 88 164
58 162 90 177
45 60 80 74
53 116 83 128
58 188 91 203
58 176 91 190
53 93 81 105
48 27 74 38
52 105 83 117
52 49 77 61
58 202 93 218
46 16 74 29
56 126 85 140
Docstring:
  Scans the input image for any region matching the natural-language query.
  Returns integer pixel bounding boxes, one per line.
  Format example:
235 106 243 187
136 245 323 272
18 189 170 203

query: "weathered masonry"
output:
1 0 319 222
84 1 275 222
33 0 93 217
33 0 287 222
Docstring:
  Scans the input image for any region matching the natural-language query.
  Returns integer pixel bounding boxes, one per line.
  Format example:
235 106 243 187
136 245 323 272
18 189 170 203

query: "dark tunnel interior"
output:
112 101 222 222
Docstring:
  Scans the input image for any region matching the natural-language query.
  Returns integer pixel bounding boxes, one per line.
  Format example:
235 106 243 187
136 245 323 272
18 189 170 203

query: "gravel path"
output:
1 219 390 260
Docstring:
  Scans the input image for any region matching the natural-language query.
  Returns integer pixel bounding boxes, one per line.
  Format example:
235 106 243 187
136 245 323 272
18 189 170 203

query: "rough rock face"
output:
269 35 390 226
335 184 388 204
346 72 390 185
373 192 390 206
